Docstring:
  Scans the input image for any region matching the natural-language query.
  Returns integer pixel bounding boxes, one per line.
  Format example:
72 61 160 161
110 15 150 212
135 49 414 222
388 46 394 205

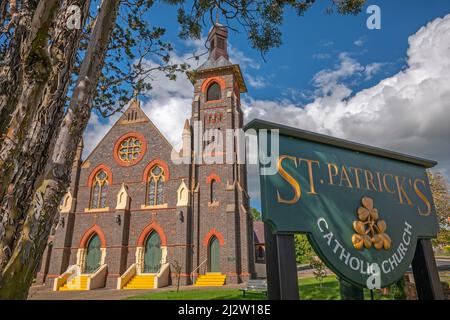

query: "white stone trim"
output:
135 245 167 274
177 179 190 206
100 248 106 265
59 188 74 213
135 246 144 274
115 183 130 210
76 248 87 273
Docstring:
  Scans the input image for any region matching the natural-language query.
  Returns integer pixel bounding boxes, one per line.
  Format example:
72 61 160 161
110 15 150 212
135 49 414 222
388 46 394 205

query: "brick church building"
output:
37 22 257 291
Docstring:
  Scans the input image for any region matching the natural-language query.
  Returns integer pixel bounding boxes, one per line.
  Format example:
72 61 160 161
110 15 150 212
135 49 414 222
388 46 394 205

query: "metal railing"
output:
190 258 207 285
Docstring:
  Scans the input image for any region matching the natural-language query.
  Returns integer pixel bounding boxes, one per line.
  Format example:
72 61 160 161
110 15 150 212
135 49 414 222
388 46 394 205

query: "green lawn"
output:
127 288 264 300
298 275 394 300
440 273 450 285
126 275 395 300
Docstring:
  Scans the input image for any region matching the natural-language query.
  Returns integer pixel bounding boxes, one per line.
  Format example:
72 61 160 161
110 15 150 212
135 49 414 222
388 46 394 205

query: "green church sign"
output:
247 119 440 289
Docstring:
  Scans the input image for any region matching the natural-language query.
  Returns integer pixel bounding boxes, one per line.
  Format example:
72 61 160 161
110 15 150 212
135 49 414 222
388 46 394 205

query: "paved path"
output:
28 283 245 300
29 258 449 300
405 258 450 272
28 286 152 300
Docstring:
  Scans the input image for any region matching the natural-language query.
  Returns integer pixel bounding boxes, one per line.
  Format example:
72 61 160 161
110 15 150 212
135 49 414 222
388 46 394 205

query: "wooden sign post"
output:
246 119 444 300
264 225 299 300
412 239 444 299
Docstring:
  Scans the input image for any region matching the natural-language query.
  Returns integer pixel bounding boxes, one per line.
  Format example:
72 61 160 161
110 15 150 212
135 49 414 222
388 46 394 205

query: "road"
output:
296 257 450 273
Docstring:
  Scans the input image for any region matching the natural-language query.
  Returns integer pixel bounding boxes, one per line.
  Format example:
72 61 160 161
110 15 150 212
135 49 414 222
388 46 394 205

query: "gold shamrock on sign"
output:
352 197 391 251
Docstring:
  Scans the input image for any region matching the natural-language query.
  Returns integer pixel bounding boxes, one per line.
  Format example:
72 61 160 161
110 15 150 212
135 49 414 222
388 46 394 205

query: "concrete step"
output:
122 274 155 289
194 273 226 286
58 275 90 291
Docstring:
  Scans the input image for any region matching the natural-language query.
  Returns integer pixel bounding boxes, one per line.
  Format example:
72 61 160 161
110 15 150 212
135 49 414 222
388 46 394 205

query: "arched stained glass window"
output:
91 170 108 209
147 165 165 206
206 82 221 101
210 179 217 203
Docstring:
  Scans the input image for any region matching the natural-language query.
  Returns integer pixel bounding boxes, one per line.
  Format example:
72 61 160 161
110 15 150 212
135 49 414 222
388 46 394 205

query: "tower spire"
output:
215 7 220 24
132 87 139 98
207 18 228 61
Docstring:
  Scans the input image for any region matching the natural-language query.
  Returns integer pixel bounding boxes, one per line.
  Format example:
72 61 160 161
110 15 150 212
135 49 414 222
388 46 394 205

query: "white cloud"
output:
246 74 267 89
354 37 365 47
245 13 450 151
364 62 385 80
313 53 331 60
83 14 450 208
319 40 334 47
312 53 386 91
312 52 364 94
244 14 450 204
140 40 265 150
83 112 121 157
228 45 261 70
83 38 263 156
83 46 200 157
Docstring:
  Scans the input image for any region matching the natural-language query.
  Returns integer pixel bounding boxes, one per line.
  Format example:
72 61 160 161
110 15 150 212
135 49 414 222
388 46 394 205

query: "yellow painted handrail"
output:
53 264 79 291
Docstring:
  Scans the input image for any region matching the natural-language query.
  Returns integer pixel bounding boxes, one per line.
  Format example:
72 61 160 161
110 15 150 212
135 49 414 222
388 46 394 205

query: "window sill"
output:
84 207 110 213
208 201 220 207
140 203 168 210
205 99 223 104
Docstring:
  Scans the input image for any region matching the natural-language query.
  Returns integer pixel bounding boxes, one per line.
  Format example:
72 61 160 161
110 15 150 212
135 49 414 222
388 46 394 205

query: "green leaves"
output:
173 0 365 57
93 2 181 116
92 0 367 116
333 0 366 15
295 234 314 264
250 207 261 221
428 171 450 247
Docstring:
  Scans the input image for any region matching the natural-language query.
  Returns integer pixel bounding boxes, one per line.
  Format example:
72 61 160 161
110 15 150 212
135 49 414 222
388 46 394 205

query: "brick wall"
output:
43 65 255 289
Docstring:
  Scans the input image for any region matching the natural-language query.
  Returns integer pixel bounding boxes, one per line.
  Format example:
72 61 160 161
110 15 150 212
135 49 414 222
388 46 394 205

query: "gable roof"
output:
197 55 232 71
188 63 248 93
253 221 265 244
82 99 174 164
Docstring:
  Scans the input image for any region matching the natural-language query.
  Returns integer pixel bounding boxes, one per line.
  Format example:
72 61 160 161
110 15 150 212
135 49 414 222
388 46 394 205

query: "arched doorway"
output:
208 236 220 272
85 234 101 273
144 231 162 273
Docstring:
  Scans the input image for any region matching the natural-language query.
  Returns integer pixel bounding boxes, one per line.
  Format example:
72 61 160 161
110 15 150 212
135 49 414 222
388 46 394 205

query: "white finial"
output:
116 183 130 210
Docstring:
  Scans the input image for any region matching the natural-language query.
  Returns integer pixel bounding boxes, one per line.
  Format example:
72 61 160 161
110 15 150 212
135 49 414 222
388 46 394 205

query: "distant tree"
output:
250 207 262 221
428 171 450 247
177 0 366 58
170 260 183 293
295 234 314 264
309 256 327 288
389 277 407 300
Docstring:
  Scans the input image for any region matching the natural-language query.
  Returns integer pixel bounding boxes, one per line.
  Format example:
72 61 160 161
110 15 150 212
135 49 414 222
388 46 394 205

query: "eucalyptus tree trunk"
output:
0 0 120 299
0 0 35 139
0 0 90 263
0 0 90 298
0 0 60 277
0 0 58 149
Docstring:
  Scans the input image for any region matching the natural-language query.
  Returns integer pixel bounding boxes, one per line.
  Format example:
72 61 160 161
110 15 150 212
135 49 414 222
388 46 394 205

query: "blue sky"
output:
143 0 450 101
86 1 450 210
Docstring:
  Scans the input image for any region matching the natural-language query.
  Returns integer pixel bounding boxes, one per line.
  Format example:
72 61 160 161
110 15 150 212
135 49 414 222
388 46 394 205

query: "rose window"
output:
118 137 142 163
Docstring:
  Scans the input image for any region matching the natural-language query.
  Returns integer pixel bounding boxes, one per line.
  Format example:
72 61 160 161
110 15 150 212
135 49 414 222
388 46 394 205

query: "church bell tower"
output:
187 22 254 284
